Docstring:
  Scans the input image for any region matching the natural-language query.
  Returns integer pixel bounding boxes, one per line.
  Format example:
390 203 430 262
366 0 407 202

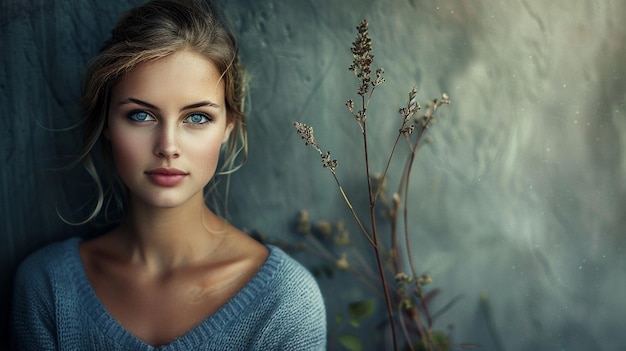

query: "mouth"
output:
145 168 189 186
146 167 189 176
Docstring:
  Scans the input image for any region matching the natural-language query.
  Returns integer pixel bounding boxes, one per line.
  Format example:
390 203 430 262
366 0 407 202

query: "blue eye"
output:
128 111 154 122
184 113 211 124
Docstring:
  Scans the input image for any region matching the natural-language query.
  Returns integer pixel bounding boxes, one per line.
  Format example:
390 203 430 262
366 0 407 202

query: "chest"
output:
86 264 253 346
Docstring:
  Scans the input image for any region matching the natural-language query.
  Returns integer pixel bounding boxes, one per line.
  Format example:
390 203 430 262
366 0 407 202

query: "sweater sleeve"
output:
11 248 59 351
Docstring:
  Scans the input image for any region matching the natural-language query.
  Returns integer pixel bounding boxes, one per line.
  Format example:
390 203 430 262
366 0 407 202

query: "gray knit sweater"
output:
12 237 326 350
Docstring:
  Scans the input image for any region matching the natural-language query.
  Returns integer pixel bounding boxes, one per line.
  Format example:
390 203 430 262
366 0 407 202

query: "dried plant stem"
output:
396 124 436 350
389 212 402 274
370 210 399 351
303 234 341 262
398 302 416 351
389 186 429 350
406 122 435 284
410 309 430 350
400 142 421 294
305 234 383 294
388 193 403 277
402 171 434 350
330 171 375 247
350 247 386 285
330 159 399 350
361 114 399 351
373 133 402 203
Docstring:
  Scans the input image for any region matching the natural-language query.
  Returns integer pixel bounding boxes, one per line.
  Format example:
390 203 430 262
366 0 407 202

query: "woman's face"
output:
106 49 233 209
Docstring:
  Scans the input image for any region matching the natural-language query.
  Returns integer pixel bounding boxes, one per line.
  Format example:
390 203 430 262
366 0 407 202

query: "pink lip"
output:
145 168 188 186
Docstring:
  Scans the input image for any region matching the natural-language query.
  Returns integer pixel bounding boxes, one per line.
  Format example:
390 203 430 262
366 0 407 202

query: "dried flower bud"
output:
294 122 339 172
400 125 415 136
395 272 412 284
314 220 333 237
335 220 345 232
374 68 386 86
346 99 354 113
296 209 311 234
294 122 319 150
392 193 401 207
399 86 421 126
357 82 369 96
417 273 433 286
356 110 366 122
370 173 387 193
350 19 378 97
321 151 338 171
333 226 350 246
336 252 350 270
408 86 418 103
424 108 432 119
299 209 309 221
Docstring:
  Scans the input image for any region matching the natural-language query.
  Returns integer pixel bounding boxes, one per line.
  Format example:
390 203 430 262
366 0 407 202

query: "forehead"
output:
111 49 225 104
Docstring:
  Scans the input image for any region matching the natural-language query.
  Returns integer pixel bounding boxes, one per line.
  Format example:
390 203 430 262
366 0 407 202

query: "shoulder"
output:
256 245 325 315
244 245 327 349
14 237 82 289
266 245 321 290
12 237 82 350
12 237 82 316
14 237 81 296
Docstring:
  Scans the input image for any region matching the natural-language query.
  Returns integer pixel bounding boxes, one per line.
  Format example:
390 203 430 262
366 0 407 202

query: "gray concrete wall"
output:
1 0 625 349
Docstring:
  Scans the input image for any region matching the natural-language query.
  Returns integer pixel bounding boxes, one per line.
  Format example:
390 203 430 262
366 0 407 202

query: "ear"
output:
222 120 235 144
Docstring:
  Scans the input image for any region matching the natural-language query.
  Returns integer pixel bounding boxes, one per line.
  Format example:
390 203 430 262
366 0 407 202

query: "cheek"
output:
194 140 222 163
185 137 224 174
108 128 146 167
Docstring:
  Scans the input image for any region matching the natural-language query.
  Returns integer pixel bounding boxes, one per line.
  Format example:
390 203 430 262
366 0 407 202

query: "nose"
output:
154 122 180 159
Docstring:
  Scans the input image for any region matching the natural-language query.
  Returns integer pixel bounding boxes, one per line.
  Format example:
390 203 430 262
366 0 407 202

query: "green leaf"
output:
348 299 375 321
335 313 345 324
414 331 451 351
339 333 363 351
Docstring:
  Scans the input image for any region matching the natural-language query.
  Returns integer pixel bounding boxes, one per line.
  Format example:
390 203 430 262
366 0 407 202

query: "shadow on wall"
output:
0 0 144 345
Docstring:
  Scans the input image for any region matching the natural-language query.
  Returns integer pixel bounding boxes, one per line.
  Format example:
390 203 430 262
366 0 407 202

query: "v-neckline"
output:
67 237 280 350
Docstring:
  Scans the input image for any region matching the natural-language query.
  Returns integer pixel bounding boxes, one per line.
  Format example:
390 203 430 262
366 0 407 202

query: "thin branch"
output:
374 86 419 203
373 133 402 203
409 304 430 349
398 302 416 351
330 171 376 247
402 139 421 287
362 114 399 351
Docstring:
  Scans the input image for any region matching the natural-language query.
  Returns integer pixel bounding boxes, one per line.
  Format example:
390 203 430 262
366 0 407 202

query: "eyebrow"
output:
118 97 221 111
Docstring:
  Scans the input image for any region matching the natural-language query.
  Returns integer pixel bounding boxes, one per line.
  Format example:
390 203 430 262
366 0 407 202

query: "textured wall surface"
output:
1 0 625 349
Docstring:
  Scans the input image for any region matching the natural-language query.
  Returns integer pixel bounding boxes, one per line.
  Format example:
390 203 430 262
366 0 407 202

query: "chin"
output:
134 192 199 209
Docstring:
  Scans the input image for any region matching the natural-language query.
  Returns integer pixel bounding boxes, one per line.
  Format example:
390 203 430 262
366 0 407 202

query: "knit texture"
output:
12 237 326 350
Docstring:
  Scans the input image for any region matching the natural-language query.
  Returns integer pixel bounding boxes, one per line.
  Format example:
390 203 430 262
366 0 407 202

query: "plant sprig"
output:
294 18 452 351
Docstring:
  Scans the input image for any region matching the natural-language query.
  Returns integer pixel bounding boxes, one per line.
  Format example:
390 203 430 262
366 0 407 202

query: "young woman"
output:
11 0 326 349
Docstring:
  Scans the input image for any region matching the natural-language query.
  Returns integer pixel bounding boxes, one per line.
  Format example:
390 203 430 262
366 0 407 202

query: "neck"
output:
116 193 228 272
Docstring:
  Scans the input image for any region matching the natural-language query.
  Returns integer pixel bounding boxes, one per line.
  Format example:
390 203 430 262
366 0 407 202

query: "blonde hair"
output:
73 0 247 224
